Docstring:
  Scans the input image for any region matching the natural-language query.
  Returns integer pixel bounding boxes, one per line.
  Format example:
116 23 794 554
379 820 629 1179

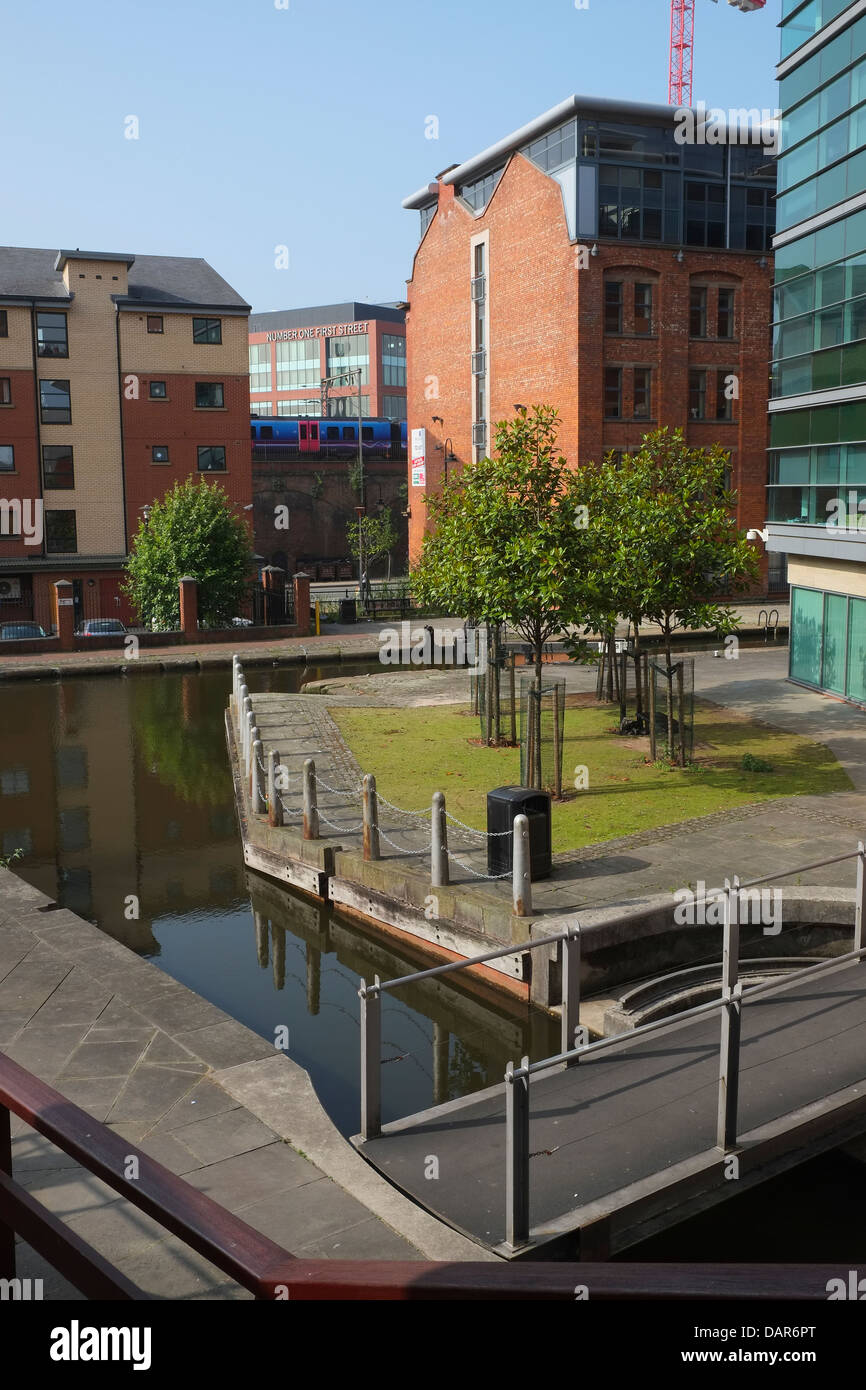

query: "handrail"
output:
359 926 580 996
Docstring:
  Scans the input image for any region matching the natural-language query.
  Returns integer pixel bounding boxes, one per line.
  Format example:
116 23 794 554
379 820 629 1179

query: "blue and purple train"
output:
251 415 407 459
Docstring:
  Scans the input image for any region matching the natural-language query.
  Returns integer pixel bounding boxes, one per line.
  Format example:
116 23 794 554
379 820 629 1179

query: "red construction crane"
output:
669 0 768 108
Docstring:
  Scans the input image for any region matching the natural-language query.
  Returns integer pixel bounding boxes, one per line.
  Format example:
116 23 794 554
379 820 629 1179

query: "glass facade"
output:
383 394 407 420
790 584 866 700
326 333 369 386
276 339 320 389
249 343 271 393
276 399 321 417
381 333 406 386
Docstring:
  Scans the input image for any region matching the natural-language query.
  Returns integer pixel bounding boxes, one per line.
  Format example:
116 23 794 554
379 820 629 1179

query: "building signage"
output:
264 321 369 343
411 427 426 488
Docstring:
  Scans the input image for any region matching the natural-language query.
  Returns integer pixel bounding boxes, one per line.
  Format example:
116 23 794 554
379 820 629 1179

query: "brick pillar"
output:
52 579 75 651
293 572 311 636
178 575 198 639
261 565 286 626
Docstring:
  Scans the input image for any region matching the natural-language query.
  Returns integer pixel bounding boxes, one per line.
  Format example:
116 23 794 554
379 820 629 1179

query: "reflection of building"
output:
0 248 251 630
767 5 866 702
402 97 777 584
248 303 406 421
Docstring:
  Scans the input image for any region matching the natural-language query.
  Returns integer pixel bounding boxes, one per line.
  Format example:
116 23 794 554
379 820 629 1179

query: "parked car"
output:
0 622 48 640
76 618 127 637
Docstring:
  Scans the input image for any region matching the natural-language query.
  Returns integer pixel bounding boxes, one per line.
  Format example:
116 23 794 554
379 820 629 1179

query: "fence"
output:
519 675 565 795
649 655 695 763
469 628 518 746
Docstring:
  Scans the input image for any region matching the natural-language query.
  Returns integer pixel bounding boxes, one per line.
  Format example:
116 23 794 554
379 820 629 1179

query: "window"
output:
39 379 71 424
718 288 735 339
45 510 77 553
604 281 623 334
382 334 406 387
276 338 319 389
197 445 226 472
149 381 167 399
326 333 369 386
36 312 68 358
598 165 672 242
0 445 14 471
151 446 169 463
59 807 90 853
193 317 222 344
42 445 74 489
383 394 407 420
325 426 340 440
633 368 652 419
1 768 29 796
459 168 504 211
0 310 6 336
0 378 10 405
684 181 727 248
716 371 735 421
249 343 272 393
690 287 707 338
276 398 321 417
147 315 164 333
57 746 87 790
689 369 707 419
604 367 622 419
634 283 653 335
341 426 354 440
195 381 224 408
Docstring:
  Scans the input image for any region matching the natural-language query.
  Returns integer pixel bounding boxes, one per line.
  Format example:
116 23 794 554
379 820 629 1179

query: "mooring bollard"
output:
303 758 319 840
251 740 265 813
247 724 259 790
359 976 382 1139
512 813 532 916
362 773 380 861
505 1056 530 1250
431 790 448 886
240 690 250 758
267 749 282 827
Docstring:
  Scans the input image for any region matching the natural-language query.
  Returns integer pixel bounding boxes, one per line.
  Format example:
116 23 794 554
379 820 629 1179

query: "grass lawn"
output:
329 697 853 853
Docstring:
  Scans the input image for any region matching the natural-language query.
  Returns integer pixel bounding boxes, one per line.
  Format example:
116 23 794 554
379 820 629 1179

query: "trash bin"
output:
486 786 552 880
339 598 357 624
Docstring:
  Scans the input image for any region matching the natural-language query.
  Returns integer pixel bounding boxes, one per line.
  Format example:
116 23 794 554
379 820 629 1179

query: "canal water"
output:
1 665 863 1261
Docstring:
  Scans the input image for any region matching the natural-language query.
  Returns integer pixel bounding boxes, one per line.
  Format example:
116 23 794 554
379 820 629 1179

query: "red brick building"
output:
0 248 250 630
402 96 779 592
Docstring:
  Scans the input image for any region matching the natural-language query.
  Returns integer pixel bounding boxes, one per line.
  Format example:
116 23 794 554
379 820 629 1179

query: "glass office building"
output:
769 1 866 701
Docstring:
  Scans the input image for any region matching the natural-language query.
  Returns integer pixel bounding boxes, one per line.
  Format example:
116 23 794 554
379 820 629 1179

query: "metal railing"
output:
357 927 581 1141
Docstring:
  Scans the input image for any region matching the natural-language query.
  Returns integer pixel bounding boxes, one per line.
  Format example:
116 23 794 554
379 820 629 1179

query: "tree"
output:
582 430 760 758
123 479 253 630
346 509 398 579
412 406 597 772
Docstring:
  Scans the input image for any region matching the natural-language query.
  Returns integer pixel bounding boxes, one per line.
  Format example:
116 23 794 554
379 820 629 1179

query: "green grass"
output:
329 698 852 854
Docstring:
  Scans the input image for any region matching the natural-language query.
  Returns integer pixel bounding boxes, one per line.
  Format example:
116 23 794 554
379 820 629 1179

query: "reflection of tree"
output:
447 1035 492 1100
131 676 227 807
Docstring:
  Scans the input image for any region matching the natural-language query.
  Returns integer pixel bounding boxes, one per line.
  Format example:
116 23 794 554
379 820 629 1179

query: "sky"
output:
0 0 782 313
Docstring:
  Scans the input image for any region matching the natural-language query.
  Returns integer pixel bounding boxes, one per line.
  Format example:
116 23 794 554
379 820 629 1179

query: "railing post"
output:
717 875 742 1151
431 790 449 886
303 758 319 840
512 814 532 917
505 1056 530 1250
251 740 265 814
362 773 380 861
0 1100 14 1278
359 976 382 1139
562 927 581 1065
267 750 282 827
856 840 866 959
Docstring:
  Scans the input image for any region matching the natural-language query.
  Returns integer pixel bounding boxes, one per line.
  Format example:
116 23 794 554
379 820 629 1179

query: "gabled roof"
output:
0 246 250 311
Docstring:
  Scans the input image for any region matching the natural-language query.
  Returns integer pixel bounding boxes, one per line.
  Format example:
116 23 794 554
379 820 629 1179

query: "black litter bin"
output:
338 598 357 624
487 786 552 880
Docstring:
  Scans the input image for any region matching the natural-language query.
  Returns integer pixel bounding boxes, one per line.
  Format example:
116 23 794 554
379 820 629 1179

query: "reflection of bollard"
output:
251 740 265 813
362 773 380 861
512 814 532 917
431 790 448 886
303 758 319 840
254 910 268 969
268 749 282 827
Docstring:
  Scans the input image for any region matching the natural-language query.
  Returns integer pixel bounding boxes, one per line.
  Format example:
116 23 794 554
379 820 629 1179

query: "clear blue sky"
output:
1 0 782 313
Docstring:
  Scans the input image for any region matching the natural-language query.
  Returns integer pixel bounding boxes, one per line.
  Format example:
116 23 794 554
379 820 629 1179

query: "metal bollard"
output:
431 790 448 886
505 1056 530 1250
512 814 532 917
561 927 581 1065
303 758 319 840
717 875 741 1150
856 840 866 959
251 740 265 813
267 749 282 827
359 976 382 1139
247 723 259 789
362 773 380 861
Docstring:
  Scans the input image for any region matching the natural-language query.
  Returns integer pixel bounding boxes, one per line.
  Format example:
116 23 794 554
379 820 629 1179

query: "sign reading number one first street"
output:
411 427 427 488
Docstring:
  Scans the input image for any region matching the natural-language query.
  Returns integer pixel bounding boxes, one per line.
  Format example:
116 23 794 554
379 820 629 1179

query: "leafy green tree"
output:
346 509 398 577
123 479 253 630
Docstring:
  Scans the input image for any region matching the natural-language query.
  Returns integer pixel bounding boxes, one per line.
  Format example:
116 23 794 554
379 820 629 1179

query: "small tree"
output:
346 509 398 579
124 479 253 630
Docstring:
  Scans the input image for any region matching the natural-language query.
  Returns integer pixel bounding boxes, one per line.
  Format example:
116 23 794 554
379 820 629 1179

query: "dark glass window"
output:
690 287 707 338
604 367 622 418
604 281 623 333
633 368 652 419
195 381 224 408
0 445 14 471
598 166 667 241
689 369 707 420
326 426 339 440
149 381 167 399
147 315 164 333
0 378 10 405
382 334 406 387
0 311 7 336
39 379 71 424
197 445 226 471
45 510 77 553
152 446 169 463
193 317 222 345
718 288 735 339
716 371 735 421
42 445 74 489
36 312 68 358
634 283 653 335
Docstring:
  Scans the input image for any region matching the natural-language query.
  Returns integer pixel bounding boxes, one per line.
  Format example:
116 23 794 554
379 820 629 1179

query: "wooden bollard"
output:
268 749 282 827
362 773 380 861
303 758 319 840
431 791 448 886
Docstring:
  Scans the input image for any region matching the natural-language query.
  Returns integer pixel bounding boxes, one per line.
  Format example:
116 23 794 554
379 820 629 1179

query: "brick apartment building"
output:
248 302 406 420
402 96 778 590
0 247 250 629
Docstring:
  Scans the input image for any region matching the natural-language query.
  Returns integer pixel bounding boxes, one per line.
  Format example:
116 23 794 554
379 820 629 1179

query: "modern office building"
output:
401 95 777 577
248 302 406 421
0 247 251 629
767 1 866 702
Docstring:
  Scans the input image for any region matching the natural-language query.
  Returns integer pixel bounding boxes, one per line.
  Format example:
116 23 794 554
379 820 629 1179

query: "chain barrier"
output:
377 827 433 856
446 850 513 880
444 810 512 838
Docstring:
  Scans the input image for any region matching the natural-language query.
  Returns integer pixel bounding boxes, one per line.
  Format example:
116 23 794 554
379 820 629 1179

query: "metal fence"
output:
649 655 695 763
519 675 565 795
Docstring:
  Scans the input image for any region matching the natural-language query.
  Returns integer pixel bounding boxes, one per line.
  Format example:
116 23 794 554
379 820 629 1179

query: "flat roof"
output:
249 301 405 333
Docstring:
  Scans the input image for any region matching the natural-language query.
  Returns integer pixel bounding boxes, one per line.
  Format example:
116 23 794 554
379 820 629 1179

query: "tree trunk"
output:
533 624 543 789
492 624 501 747
664 626 675 759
